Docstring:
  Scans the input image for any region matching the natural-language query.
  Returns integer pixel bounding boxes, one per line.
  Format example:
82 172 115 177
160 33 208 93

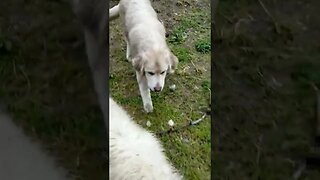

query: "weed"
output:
171 46 192 62
168 28 188 45
195 38 211 54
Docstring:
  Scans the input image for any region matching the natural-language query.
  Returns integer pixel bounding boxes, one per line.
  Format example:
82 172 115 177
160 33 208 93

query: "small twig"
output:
310 82 320 141
256 66 264 79
215 62 236 84
255 135 263 165
258 0 280 34
218 12 233 24
248 14 255 21
256 145 261 165
156 113 207 136
191 113 206 125
258 0 273 20
76 155 80 168
190 60 201 74
292 161 306 180
310 82 319 92
12 59 17 76
234 18 251 35
19 66 31 93
43 39 47 57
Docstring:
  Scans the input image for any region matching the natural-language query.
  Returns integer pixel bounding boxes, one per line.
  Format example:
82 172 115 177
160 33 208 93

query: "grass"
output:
214 0 320 179
168 28 188 45
0 0 107 179
109 0 211 179
195 37 211 54
171 46 192 63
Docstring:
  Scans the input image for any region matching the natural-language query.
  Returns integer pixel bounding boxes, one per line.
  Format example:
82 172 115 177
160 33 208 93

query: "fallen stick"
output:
156 113 207 137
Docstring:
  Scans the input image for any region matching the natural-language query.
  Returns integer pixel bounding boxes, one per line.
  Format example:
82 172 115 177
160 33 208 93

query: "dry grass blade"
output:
292 162 306 180
19 66 31 93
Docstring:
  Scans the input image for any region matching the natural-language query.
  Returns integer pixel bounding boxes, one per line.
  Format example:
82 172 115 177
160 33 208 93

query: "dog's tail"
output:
109 4 120 21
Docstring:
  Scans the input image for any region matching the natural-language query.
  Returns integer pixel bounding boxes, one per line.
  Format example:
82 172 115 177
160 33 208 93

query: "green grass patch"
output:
195 38 211 54
168 11 210 45
201 80 211 90
171 46 192 63
168 28 188 45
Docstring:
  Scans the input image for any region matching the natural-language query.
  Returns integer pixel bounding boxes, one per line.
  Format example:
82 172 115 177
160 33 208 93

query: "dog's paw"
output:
144 103 153 113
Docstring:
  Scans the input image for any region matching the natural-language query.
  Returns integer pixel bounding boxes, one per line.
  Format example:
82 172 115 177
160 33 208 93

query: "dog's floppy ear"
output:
132 55 145 73
168 52 178 74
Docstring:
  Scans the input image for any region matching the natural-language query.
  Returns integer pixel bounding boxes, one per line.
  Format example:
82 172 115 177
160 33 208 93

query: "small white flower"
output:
182 138 189 144
169 84 176 91
146 121 152 127
168 119 175 127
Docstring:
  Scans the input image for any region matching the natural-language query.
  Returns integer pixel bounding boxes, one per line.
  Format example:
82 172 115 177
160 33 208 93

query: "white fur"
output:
109 97 183 180
109 0 178 113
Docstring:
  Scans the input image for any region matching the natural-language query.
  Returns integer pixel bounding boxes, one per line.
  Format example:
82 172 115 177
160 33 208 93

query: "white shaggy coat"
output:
109 97 183 180
109 0 178 113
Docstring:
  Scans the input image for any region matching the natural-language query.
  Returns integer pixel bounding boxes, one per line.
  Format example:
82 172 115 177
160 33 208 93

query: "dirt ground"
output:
214 0 320 179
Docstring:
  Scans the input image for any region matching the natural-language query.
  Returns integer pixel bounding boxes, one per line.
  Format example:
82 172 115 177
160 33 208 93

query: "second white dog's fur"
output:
109 97 183 180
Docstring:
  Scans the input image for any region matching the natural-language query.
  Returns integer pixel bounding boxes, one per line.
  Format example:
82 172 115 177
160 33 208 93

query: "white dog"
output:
109 97 183 180
109 0 179 113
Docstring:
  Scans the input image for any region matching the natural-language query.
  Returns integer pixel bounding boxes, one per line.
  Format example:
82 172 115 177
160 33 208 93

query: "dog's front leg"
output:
126 40 130 61
136 72 153 113
124 32 131 61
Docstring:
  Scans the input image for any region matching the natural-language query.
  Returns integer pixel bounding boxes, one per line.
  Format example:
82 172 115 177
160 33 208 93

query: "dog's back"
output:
119 0 157 20
109 97 182 180
117 0 167 59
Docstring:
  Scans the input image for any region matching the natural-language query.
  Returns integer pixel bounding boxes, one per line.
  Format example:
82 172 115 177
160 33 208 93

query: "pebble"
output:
168 119 175 127
146 121 152 127
182 138 189 144
169 84 176 91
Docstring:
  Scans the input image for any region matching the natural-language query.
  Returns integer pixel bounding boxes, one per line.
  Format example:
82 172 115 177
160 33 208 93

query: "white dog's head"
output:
132 48 178 92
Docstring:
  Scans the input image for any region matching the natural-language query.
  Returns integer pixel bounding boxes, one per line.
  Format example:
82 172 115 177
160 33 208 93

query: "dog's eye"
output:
147 72 155 75
160 71 166 75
